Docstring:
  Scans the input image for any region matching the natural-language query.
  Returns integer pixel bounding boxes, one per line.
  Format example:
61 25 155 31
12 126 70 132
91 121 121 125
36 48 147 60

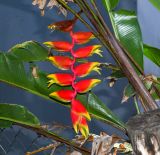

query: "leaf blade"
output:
0 103 40 127
144 44 160 67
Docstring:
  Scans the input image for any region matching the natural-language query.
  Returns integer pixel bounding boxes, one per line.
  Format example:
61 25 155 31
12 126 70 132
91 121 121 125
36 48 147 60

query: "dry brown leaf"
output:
32 0 74 16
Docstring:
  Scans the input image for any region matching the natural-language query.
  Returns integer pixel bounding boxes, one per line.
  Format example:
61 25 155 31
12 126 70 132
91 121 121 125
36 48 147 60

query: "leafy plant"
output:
0 0 160 154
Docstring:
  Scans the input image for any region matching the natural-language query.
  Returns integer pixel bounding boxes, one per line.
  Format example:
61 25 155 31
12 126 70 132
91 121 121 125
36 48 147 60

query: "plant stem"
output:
134 96 141 114
14 123 91 155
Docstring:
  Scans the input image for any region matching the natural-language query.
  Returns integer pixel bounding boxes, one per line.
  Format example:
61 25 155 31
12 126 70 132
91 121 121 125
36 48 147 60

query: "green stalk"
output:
134 96 141 114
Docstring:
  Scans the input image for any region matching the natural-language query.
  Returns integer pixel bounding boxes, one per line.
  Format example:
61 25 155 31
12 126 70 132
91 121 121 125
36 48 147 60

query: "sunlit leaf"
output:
149 0 160 11
122 84 135 103
103 0 144 70
8 41 48 62
87 93 126 130
144 44 160 67
0 104 40 128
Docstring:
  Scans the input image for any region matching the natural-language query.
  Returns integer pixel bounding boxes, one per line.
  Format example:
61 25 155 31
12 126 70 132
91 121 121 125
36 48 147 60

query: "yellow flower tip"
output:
93 45 102 49
48 56 53 61
48 24 56 30
95 49 103 57
80 126 89 138
85 112 91 121
47 80 54 88
43 41 53 47
73 124 79 134
94 66 101 75
92 79 101 86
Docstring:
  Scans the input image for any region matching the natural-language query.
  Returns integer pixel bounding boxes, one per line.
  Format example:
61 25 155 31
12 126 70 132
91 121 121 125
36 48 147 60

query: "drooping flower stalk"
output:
44 19 102 137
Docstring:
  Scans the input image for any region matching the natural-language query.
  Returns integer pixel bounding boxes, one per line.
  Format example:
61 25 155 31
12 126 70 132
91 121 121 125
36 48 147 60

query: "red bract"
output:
74 79 101 93
74 62 101 77
48 19 75 32
49 90 75 102
71 99 90 120
71 32 95 44
47 73 73 87
48 56 73 70
44 41 72 52
73 45 102 58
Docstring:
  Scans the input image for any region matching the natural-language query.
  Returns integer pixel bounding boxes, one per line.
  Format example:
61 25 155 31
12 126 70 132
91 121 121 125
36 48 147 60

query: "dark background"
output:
0 0 160 154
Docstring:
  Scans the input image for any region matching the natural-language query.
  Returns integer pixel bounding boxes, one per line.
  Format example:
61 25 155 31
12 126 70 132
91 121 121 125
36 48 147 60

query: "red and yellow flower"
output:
49 90 75 102
71 32 95 44
47 73 73 87
48 56 73 70
74 62 101 77
74 79 101 93
45 23 102 137
73 45 102 58
44 41 72 52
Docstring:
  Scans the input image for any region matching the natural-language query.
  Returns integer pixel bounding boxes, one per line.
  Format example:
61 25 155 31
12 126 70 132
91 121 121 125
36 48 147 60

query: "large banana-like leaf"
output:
87 93 126 130
102 0 144 70
0 41 125 131
149 0 160 11
8 41 48 62
144 44 160 67
0 103 40 128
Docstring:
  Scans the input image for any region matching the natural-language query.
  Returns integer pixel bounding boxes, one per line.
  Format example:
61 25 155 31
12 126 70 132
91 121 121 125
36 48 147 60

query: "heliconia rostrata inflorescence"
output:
44 18 103 137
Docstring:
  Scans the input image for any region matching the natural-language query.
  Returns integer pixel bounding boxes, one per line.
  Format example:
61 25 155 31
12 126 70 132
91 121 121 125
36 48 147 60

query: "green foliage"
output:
8 41 48 62
144 44 160 67
103 0 144 69
122 84 135 103
87 93 126 130
149 0 160 11
0 53 62 103
103 0 119 11
0 41 125 130
0 103 40 128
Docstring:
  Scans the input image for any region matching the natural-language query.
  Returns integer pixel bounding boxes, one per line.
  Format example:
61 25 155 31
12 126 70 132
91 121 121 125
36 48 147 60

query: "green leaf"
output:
0 50 126 131
103 0 144 70
103 0 119 10
87 93 126 130
8 41 48 62
149 0 160 11
0 103 40 128
0 120 12 128
0 52 62 103
122 84 135 103
144 44 160 67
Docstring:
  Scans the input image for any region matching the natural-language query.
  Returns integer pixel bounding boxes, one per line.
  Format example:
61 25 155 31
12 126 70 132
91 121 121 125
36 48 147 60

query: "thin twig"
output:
26 142 61 155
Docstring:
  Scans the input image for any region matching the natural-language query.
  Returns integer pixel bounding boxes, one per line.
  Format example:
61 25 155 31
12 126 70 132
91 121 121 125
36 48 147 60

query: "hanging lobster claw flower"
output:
74 62 101 77
47 73 73 87
48 56 73 70
48 19 76 32
50 89 75 102
74 79 101 93
71 110 89 137
71 32 95 44
73 45 102 58
44 41 72 52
